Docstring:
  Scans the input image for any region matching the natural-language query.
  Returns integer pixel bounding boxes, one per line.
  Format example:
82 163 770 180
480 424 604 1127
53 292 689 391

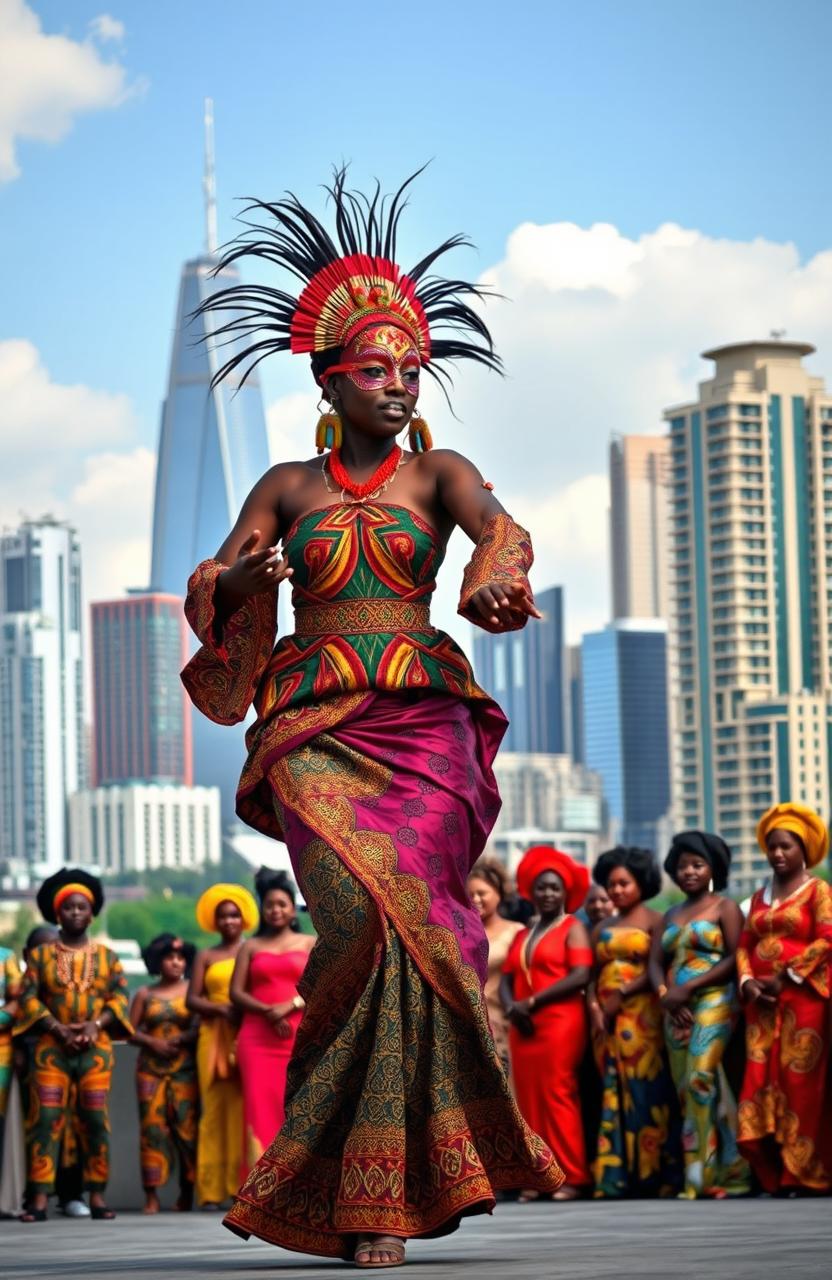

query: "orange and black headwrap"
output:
192 165 502 404
36 867 104 925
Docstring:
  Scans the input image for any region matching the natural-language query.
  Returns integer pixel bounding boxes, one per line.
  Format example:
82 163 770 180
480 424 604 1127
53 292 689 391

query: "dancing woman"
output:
737 804 832 1193
181 168 562 1266
231 869 314 1176
649 832 749 1198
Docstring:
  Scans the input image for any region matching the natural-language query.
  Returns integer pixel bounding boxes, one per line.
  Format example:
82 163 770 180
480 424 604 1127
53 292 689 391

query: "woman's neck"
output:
338 432 398 469
772 867 807 898
58 929 89 948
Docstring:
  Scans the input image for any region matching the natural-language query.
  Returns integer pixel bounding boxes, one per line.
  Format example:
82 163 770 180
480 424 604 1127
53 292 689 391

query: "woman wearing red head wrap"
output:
500 847 593 1200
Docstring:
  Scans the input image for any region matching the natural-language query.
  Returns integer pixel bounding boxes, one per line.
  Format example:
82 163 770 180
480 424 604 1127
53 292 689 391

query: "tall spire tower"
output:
150 103 271 820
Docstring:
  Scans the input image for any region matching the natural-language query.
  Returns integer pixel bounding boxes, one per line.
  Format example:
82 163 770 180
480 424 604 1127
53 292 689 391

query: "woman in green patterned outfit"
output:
649 832 749 1198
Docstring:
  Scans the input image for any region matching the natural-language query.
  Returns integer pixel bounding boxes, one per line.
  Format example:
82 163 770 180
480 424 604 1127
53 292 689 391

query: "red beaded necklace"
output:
327 444 403 500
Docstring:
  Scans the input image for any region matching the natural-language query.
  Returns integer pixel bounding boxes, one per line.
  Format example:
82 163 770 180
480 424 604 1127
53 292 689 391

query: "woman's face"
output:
262 888 295 931
765 827 806 876
57 892 93 936
468 876 501 922
585 884 615 924
160 948 187 983
675 851 712 897
532 870 566 919
606 866 641 912
327 323 419 438
215 899 244 942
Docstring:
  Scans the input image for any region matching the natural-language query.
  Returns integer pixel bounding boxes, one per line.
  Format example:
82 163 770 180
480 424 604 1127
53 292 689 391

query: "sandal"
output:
19 1208 48 1223
517 1189 540 1204
553 1186 580 1201
90 1205 116 1220
354 1236 406 1268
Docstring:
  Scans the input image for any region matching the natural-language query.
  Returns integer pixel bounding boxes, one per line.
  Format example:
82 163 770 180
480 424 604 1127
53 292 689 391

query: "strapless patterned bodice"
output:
595 925 652 1002
663 918 728 990
256 503 484 716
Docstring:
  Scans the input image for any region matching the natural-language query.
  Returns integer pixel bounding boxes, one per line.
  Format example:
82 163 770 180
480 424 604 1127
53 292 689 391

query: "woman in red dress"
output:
500 847 593 1200
231 870 315 1178
738 803 832 1193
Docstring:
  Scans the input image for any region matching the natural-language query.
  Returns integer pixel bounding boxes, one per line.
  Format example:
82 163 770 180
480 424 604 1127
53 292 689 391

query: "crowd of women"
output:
475 799 832 1201
0 798 829 1223
0 866 312 1220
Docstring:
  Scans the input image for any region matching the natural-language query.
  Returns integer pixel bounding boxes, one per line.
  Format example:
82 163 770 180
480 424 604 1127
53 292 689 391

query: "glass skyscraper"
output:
582 620 671 851
472 585 566 753
150 253 271 818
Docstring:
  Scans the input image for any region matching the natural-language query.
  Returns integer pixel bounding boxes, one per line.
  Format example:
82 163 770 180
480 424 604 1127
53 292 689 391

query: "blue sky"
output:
2 0 832 636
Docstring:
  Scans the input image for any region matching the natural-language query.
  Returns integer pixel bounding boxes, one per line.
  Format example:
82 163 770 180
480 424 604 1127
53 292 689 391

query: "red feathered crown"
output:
290 253 431 359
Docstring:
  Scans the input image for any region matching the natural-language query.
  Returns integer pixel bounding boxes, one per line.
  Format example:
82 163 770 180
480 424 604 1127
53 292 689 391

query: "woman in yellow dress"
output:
187 883 258 1208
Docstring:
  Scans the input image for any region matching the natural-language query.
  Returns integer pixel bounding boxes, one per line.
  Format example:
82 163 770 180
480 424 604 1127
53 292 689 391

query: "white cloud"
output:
0 339 153 607
0 0 136 181
417 220 832 641
88 14 125 42
267 390 318 465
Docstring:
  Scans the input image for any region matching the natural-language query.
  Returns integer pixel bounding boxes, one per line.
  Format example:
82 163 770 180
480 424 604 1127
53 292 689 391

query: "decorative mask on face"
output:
321 324 421 394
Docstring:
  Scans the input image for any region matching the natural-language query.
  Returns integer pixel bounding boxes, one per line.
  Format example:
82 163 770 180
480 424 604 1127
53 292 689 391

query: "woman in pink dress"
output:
230 870 315 1176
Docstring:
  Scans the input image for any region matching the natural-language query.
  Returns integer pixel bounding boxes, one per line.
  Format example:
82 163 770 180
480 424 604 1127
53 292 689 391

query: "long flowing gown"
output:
182 503 562 1257
736 876 832 1192
592 925 682 1198
504 917 592 1188
196 957 243 1204
135 991 198 1191
662 919 749 1197
236 948 308 1176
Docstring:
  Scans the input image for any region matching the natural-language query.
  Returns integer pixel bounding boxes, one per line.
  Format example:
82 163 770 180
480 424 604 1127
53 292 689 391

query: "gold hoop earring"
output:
408 407 433 453
315 397 342 454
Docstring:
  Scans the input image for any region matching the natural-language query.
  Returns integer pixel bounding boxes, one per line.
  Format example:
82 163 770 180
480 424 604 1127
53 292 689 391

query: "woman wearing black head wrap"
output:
648 833 749 1199
129 935 199 1214
588 847 682 1198
16 869 131 1222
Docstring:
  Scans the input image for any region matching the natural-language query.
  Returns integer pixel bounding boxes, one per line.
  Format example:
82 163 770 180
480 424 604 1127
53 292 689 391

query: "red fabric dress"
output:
737 876 832 1192
504 917 593 1187
235 948 309 1177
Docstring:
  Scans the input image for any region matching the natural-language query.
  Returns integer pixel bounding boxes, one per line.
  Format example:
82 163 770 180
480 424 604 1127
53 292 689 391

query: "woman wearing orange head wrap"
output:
500 847 593 1200
737 804 832 1193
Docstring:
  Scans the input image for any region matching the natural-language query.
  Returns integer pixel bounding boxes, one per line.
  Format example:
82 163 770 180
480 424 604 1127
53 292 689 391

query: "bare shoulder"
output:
299 933 316 952
419 448 482 479
642 906 665 929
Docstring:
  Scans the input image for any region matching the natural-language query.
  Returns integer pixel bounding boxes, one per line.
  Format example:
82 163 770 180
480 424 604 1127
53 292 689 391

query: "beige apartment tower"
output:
609 435 671 620
665 340 832 890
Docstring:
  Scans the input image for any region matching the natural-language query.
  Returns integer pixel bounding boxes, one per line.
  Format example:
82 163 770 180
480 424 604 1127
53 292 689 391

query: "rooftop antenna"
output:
203 97 218 257
769 328 786 341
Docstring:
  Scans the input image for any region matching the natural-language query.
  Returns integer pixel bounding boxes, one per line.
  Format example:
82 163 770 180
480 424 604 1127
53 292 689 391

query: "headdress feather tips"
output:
194 166 502 398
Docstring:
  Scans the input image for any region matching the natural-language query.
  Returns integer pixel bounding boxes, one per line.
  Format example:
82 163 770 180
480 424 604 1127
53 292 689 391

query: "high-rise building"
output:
666 339 832 890
92 593 192 787
565 644 584 763
491 752 603 835
582 620 671 851
150 103 270 818
0 518 84 883
609 435 671 620
69 782 221 874
472 585 566 753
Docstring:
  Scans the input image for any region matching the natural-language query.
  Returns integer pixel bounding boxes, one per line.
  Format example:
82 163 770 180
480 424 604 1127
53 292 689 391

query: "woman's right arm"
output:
213 468 293 615
648 913 669 994
186 951 219 1018
230 943 270 1016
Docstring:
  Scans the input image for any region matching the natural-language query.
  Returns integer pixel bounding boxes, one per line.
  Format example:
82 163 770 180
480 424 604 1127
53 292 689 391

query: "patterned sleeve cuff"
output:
458 514 535 634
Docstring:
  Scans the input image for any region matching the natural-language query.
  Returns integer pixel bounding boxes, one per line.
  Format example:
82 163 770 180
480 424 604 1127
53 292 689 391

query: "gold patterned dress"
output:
135 991 198 1192
14 941 131 1195
196 957 243 1204
593 925 681 1198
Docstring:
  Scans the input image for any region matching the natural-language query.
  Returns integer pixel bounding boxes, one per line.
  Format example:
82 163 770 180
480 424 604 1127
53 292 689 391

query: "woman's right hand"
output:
218 530 293 607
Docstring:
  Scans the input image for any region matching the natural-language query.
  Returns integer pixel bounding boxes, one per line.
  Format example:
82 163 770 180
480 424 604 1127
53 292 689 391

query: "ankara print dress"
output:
182 504 563 1258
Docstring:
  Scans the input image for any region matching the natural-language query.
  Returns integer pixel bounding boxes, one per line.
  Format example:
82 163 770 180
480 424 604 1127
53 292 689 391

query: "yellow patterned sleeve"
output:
13 946 51 1037
458 514 535 634
787 879 832 997
103 949 135 1037
181 557 278 725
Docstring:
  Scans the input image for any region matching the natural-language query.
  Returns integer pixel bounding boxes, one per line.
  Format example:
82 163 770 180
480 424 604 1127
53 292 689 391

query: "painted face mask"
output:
321 324 421 393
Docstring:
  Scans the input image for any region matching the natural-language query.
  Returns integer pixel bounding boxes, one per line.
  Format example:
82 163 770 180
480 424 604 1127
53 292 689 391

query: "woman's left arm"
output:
434 450 540 632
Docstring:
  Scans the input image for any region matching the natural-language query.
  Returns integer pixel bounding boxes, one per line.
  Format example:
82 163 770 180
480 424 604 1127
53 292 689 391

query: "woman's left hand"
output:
660 984 690 1014
469 579 542 629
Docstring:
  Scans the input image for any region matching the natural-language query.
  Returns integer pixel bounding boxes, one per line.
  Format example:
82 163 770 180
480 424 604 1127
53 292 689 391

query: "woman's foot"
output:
89 1192 116 1220
174 1183 195 1212
517 1189 540 1203
553 1185 580 1201
20 1194 48 1223
143 1190 161 1215
354 1235 406 1268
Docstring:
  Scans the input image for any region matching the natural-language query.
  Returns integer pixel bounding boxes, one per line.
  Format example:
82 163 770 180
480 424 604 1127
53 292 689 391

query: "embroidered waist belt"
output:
294 599 433 636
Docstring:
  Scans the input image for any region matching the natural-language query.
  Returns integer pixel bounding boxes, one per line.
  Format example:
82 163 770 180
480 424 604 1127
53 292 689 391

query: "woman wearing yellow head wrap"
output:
736 803 832 1193
187 884 257 1207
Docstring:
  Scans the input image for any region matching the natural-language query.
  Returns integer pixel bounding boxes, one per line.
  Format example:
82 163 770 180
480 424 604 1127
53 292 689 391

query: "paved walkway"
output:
4 1199 829 1279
